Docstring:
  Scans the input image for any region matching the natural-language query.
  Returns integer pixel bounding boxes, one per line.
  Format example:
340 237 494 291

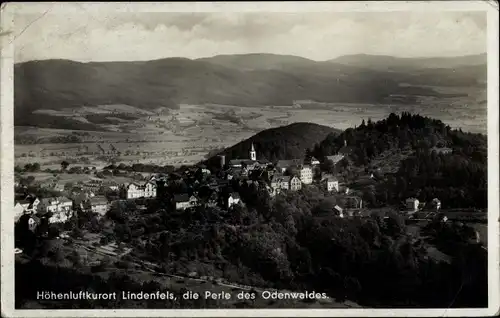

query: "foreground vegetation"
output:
15 113 488 309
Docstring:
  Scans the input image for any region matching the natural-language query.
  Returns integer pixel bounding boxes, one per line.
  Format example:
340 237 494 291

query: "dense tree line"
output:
312 113 487 209
99 183 486 308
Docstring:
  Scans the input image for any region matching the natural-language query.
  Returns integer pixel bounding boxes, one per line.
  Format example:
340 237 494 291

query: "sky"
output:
9 4 488 63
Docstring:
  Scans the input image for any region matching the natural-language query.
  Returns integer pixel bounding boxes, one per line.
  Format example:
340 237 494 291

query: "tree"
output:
61 161 70 171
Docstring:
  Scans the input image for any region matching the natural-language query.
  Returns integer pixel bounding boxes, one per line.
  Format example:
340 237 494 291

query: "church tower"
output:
250 143 257 161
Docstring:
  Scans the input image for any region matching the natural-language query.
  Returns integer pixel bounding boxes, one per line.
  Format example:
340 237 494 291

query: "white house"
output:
322 176 339 192
289 176 302 191
17 197 40 213
122 181 157 199
14 203 26 222
122 183 144 199
174 194 198 210
37 197 73 224
83 179 104 193
227 193 241 209
28 215 40 232
143 181 157 198
406 198 420 212
280 176 291 190
38 197 72 214
48 210 73 223
298 165 313 185
334 205 344 218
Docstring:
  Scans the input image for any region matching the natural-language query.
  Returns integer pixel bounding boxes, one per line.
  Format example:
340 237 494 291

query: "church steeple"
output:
250 143 256 161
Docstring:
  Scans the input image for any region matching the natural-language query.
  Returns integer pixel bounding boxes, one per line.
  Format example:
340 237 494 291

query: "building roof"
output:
280 176 291 182
57 196 72 203
324 177 339 183
325 155 345 164
127 182 142 189
297 164 312 170
276 159 302 169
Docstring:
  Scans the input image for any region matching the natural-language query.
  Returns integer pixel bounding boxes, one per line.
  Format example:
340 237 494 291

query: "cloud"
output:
12 10 487 63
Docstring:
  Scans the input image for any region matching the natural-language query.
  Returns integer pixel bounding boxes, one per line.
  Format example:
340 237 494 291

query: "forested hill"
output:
206 122 340 166
312 113 487 209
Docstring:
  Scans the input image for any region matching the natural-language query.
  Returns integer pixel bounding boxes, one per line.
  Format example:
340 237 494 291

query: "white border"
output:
1 1 499 317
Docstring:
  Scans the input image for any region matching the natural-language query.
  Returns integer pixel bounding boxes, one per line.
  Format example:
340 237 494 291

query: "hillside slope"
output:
15 55 464 120
206 122 340 167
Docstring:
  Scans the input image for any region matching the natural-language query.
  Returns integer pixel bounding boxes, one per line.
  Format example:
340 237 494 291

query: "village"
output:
14 140 485 251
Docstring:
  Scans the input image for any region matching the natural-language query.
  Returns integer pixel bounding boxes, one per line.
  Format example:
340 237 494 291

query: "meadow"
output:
15 87 487 169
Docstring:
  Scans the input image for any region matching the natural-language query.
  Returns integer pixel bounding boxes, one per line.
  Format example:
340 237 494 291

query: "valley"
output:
15 84 486 170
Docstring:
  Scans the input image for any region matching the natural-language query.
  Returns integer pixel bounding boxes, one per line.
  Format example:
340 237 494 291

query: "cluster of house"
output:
120 181 157 199
14 196 74 224
14 191 111 232
116 143 347 211
223 143 342 195
15 142 354 231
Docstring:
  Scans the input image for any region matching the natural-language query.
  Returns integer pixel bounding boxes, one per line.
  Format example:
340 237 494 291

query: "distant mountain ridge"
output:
329 53 487 71
197 53 318 71
15 53 487 129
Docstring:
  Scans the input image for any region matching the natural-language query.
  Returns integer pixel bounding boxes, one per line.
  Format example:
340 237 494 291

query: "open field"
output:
16 172 138 186
15 88 487 169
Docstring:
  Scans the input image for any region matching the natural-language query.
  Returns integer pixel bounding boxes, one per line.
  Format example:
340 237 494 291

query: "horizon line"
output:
14 51 488 65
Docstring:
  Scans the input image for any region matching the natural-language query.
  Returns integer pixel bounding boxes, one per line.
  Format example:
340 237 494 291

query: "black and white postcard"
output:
1 1 499 317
